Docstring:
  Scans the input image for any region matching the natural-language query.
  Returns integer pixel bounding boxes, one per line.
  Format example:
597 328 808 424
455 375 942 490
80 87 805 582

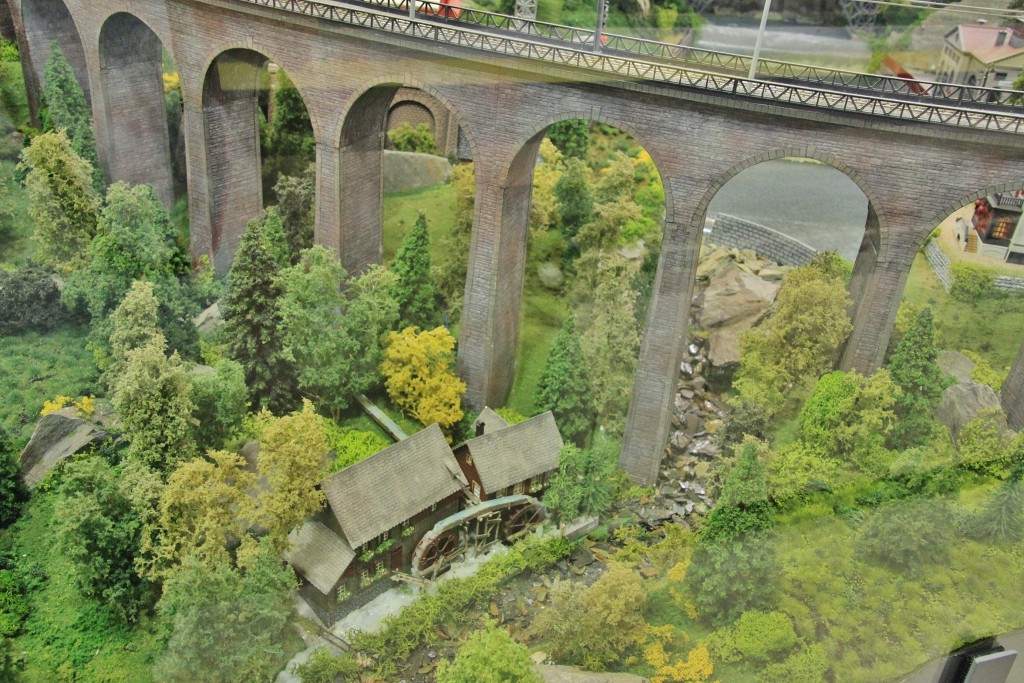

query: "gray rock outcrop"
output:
382 150 452 193
194 302 223 334
935 381 1002 440
19 408 108 488
937 350 974 385
537 262 565 290
538 664 649 683
699 263 778 368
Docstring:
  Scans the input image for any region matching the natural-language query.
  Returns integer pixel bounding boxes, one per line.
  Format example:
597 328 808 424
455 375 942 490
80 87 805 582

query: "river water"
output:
705 158 869 262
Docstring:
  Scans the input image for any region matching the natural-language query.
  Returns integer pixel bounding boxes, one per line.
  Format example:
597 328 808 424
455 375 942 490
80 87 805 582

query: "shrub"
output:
0 266 67 336
188 359 248 452
436 621 542 683
757 644 828 683
949 261 996 302
0 569 29 637
0 432 28 528
963 349 1007 391
322 420 390 472
856 498 954 571
542 443 619 522
387 123 438 154
958 408 1013 478
731 610 797 663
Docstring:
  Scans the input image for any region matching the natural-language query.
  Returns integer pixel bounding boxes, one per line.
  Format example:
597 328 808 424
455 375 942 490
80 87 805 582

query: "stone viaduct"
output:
8 0 1024 483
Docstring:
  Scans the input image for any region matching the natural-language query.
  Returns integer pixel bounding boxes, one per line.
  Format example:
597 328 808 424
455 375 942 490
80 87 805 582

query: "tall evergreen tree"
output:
536 315 594 446
19 129 99 265
975 466 1024 544
222 213 298 414
886 308 951 448
272 163 315 263
390 211 440 330
43 42 103 193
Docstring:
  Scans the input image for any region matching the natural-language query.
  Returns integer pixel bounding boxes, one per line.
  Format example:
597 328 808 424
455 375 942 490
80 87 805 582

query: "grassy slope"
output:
5 494 163 682
902 252 1024 373
0 326 100 448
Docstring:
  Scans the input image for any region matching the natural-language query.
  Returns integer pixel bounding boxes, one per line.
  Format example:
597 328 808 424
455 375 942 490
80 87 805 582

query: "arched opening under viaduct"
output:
335 82 467 278
201 48 313 273
98 13 175 208
20 0 89 120
894 189 1024 432
466 119 666 451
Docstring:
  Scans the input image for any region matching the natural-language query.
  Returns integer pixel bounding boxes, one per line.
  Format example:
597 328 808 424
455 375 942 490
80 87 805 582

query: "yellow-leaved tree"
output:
252 399 329 554
381 326 466 432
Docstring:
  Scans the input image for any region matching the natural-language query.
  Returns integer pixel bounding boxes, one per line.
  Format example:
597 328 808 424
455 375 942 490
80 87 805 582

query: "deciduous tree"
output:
154 541 295 683
381 326 465 431
19 129 99 265
434 164 474 319
545 119 589 159
553 157 592 240
251 400 329 554
273 163 315 262
188 358 248 452
54 457 152 622
103 279 162 389
112 334 197 473
535 315 594 446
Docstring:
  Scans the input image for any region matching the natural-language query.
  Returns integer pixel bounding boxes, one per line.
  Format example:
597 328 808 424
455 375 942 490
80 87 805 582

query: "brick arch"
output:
388 100 435 135
335 74 479 160
20 0 91 114
505 112 673 223
95 11 174 206
690 145 888 261
92 8 174 63
197 43 321 141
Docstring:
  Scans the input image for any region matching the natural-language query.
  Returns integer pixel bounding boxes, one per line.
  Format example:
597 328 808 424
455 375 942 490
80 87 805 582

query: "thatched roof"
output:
321 424 468 548
284 520 355 595
461 411 563 495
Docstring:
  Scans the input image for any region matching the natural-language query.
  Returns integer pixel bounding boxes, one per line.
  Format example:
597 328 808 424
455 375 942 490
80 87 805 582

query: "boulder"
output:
538 664 649 683
382 150 452 193
19 408 108 488
699 264 778 368
935 381 1002 440
537 262 565 290
937 350 975 385
194 302 223 334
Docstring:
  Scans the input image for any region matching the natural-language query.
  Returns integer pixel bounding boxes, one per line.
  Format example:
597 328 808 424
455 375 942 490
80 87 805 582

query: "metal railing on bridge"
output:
236 0 1024 133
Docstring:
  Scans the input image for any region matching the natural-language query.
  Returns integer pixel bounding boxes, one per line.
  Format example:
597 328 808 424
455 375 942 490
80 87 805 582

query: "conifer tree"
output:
536 315 594 446
975 466 1024 544
43 42 103 193
273 163 315 262
390 211 440 330
886 308 951 448
261 206 291 269
222 213 297 414
19 129 99 265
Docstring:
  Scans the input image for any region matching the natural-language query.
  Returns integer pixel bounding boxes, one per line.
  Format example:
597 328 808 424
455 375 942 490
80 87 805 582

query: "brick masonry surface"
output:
13 0 1024 483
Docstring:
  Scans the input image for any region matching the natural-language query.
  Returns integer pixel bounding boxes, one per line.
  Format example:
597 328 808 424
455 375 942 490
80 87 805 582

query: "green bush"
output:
322 420 390 473
949 262 996 302
963 349 1007 391
294 647 359 683
958 408 1013 478
757 644 828 683
0 569 29 637
856 498 954 571
0 266 69 335
436 621 542 683
188 358 248 452
732 610 797 663
387 123 438 154
543 443 619 522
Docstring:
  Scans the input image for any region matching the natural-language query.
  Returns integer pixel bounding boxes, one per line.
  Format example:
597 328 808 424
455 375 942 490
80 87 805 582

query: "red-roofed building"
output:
938 23 1024 88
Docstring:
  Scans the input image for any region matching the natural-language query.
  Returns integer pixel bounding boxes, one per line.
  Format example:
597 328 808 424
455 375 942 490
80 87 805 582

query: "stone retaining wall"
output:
708 213 817 266
923 240 1024 293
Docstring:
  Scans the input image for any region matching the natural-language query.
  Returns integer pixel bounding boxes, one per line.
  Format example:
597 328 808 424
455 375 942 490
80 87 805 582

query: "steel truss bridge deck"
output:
237 0 1024 133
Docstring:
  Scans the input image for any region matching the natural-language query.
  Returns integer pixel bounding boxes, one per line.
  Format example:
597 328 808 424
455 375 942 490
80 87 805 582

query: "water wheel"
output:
414 529 461 577
502 502 544 540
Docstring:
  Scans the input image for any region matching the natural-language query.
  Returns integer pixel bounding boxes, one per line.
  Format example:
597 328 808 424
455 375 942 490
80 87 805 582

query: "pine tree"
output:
222 214 298 414
390 211 440 330
19 129 99 265
886 308 951 448
536 315 594 446
43 42 103 193
261 206 291 269
975 467 1024 544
